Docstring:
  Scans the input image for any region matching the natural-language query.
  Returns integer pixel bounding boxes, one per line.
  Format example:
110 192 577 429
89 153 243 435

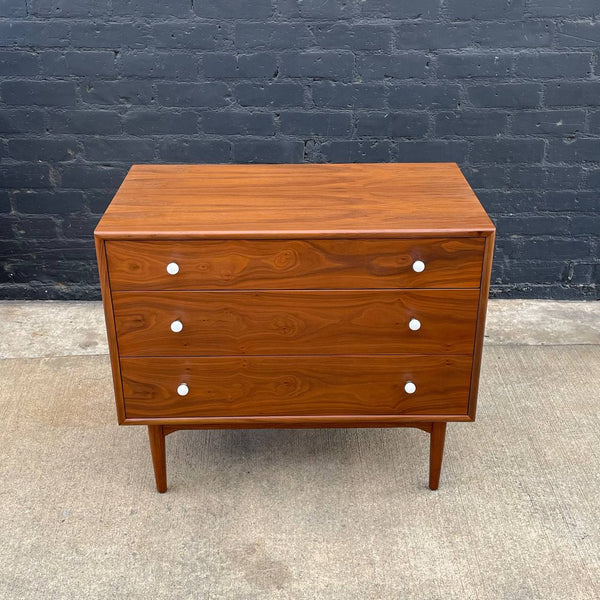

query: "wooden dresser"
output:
95 163 495 492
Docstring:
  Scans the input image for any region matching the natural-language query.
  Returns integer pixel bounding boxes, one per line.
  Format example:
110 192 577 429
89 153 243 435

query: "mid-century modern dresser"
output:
95 163 495 492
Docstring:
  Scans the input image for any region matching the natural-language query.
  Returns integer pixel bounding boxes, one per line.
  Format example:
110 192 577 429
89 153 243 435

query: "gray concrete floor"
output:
0 300 599 599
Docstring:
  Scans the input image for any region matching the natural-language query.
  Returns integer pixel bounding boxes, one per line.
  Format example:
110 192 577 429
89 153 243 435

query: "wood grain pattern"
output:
468 230 496 420
113 289 479 356
161 422 435 435
94 163 495 239
148 425 167 493
94 237 126 424
429 422 447 490
106 238 485 290
121 355 472 418
123 414 472 427
94 162 496 491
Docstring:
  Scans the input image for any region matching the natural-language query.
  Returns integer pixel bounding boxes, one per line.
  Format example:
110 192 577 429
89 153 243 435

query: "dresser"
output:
94 163 495 492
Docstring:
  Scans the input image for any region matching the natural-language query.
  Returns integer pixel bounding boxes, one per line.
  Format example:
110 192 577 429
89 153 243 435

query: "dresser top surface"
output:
95 163 495 239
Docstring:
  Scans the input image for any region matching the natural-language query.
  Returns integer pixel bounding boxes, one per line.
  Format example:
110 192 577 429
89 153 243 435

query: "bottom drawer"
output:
121 356 472 418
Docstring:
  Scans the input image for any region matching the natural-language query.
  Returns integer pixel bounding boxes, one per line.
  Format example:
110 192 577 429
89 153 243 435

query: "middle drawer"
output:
113 290 479 356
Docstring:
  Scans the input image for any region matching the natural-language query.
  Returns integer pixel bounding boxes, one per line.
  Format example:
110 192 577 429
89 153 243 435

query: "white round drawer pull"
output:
177 383 189 396
166 262 180 275
404 381 417 394
170 320 183 333
409 318 421 331
412 260 425 273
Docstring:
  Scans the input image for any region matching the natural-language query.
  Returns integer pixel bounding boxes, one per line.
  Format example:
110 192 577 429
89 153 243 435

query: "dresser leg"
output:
429 422 447 490
148 425 167 493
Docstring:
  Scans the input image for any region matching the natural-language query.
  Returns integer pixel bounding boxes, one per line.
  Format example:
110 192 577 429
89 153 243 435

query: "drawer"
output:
105 238 485 290
121 356 472 418
113 289 479 356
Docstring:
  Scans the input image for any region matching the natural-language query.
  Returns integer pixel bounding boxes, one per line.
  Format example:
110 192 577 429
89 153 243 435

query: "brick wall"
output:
0 0 598 299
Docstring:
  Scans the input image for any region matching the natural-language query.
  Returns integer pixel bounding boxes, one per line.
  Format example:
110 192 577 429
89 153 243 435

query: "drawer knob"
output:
166 262 180 275
412 260 425 273
170 320 183 333
409 318 421 331
177 383 189 396
404 381 417 394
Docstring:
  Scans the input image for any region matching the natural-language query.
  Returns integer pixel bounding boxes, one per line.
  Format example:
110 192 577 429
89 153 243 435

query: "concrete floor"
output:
0 300 599 599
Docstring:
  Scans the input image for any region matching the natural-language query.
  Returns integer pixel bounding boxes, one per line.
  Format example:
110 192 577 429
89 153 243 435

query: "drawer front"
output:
113 289 479 356
106 238 484 290
121 356 472 418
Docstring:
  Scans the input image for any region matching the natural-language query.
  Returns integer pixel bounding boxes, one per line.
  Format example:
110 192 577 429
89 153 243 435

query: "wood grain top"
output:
94 163 495 239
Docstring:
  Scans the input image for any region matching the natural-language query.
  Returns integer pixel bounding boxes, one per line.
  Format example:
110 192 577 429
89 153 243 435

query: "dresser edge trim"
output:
120 414 473 428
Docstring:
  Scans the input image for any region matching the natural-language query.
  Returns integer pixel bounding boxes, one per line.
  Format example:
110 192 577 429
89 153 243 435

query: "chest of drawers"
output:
95 163 495 492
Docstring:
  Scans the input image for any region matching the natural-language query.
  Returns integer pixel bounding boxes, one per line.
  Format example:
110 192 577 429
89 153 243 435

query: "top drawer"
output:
105 238 484 291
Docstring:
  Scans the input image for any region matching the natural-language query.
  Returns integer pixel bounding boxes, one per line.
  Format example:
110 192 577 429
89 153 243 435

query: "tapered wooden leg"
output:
148 425 167 493
429 422 447 490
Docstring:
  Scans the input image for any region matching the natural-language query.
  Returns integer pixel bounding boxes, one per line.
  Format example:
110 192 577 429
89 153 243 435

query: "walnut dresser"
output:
95 163 495 493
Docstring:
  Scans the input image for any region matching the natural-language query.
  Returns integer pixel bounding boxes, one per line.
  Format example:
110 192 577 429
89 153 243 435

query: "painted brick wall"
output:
0 0 598 299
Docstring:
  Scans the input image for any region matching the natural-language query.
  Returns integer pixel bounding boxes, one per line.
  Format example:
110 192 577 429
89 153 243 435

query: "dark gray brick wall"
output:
0 0 598 300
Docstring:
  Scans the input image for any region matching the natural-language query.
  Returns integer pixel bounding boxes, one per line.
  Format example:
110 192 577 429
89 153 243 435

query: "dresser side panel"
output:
95 236 126 424
468 230 496 420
